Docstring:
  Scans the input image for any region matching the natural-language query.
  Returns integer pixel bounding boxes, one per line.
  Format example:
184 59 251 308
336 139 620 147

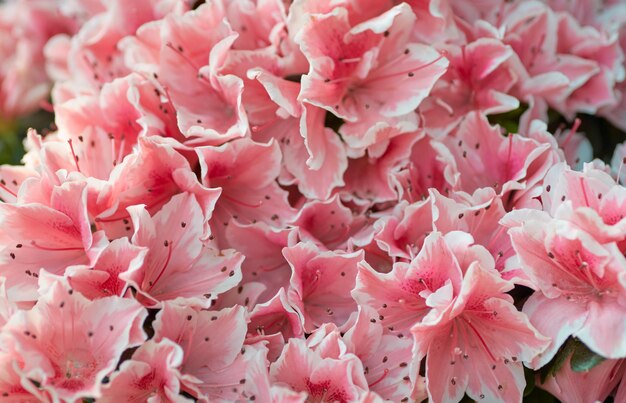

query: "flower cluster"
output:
0 0 626 402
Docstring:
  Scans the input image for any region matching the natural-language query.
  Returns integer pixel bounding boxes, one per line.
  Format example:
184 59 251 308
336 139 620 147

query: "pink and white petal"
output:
522 293 589 368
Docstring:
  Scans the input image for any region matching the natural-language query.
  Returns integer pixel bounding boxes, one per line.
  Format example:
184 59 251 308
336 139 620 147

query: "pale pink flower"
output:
153 303 265 402
509 215 626 365
1 275 146 401
123 192 243 308
421 38 520 137
411 252 549 403
284 242 364 332
342 307 417 402
270 338 370 402
297 4 448 149
537 356 625 403
47 0 186 103
99 339 192 403
0 181 107 302
0 0 74 118
197 138 296 242
224 220 297 305
65 238 147 300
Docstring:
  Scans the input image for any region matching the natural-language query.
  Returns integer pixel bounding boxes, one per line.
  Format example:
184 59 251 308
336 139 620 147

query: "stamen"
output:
67 140 81 172
146 240 174 291
30 241 83 252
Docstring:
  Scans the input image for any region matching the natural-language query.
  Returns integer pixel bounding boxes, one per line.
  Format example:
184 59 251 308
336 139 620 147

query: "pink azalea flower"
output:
430 188 527 284
251 111 348 200
48 0 186 103
0 0 75 118
297 3 448 149
540 163 626 247
53 73 186 180
123 192 243 308
509 214 626 365
502 1 623 119
411 250 549 403
537 356 625 403
153 303 264 402
270 338 370 402
246 289 305 362
224 220 297 305
392 132 457 203
353 231 475 335
291 195 374 251
197 137 296 244
1 275 146 401
443 112 560 209
343 132 419 203
123 2 249 145
99 339 192 402
342 307 417 402
0 181 107 302
421 38 520 136
284 242 364 332
95 137 220 238
373 197 434 260
64 237 147 300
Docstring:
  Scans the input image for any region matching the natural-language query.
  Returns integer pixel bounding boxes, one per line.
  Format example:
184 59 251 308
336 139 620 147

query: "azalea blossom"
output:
0 0 624 402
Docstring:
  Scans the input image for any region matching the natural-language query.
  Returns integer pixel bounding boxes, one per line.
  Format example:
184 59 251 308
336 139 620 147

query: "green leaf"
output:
538 337 577 383
570 341 606 372
523 385 558 403
523 366 536 397
487 103 529 134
